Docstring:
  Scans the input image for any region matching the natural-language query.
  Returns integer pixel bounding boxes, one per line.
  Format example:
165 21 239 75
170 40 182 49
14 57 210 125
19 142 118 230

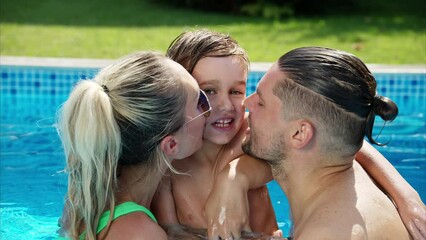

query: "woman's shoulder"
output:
103 211 167 239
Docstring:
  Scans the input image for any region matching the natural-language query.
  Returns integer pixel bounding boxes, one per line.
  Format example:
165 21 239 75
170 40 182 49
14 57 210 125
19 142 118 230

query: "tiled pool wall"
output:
1 65 425 124
1 66 99 124
249 71 426 113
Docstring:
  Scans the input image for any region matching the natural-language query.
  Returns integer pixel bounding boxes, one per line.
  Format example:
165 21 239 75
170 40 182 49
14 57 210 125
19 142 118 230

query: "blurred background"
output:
1 0 425 63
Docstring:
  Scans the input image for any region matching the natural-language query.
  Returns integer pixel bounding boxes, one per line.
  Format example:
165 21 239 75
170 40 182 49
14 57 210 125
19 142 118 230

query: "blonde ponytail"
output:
58 51 188 239
58 80 121 239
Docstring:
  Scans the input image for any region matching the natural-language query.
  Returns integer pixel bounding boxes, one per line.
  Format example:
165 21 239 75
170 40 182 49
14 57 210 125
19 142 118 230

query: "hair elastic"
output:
101 84 110 93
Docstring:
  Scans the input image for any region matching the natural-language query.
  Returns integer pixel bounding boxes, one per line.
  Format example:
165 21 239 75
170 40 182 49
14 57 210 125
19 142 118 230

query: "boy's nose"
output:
218 96 234 112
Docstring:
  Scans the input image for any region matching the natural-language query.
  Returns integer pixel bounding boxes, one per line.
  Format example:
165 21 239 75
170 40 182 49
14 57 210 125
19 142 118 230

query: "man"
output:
242 46 411 239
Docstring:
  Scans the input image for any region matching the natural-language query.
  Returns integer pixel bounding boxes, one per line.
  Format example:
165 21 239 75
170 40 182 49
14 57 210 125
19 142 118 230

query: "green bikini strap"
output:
96 202 158 234
57 202 157 240
77 202 157 239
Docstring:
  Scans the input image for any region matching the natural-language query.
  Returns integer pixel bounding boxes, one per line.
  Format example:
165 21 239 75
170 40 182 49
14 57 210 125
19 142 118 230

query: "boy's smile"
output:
192 56 247 145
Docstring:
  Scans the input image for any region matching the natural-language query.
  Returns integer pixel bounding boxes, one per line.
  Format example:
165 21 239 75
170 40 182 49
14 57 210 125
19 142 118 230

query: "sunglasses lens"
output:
199 90 211 117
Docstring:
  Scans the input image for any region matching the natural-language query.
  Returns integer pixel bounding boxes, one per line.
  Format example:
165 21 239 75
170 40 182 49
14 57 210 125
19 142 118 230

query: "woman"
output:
57 51 211 239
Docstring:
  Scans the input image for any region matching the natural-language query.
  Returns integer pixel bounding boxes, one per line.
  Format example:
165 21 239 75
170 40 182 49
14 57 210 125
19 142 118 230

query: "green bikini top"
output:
57 201 157 239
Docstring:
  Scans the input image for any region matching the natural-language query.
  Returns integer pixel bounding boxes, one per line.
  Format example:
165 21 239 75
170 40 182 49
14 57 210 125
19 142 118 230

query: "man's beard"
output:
242 130 287 169
243 133 288 181
242 135 261 160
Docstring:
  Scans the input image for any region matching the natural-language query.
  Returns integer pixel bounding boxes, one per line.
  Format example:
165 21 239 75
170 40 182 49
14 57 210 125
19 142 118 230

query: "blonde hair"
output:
57 51 188 239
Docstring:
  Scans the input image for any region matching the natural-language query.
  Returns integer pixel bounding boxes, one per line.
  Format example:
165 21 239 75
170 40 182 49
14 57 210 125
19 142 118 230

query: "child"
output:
152 29 280 235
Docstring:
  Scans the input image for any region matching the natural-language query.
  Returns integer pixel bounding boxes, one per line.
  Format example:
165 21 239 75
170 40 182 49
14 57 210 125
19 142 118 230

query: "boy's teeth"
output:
217 119 231 124
215 119 232 127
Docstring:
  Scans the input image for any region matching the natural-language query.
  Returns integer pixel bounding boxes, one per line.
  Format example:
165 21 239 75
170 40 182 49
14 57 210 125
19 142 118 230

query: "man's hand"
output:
398 194 426 240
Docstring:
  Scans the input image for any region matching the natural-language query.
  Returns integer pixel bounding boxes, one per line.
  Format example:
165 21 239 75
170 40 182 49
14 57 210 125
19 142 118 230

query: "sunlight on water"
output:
1 206 59 240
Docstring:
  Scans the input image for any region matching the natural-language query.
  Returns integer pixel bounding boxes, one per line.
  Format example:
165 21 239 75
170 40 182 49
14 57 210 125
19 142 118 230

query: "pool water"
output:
1 65 425 239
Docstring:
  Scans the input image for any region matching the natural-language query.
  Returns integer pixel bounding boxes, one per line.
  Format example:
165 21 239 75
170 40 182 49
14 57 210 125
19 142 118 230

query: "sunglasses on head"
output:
184 89 211 125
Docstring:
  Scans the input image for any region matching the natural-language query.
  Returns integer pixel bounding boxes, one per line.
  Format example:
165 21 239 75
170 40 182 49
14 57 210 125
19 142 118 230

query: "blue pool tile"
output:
0 65 424 116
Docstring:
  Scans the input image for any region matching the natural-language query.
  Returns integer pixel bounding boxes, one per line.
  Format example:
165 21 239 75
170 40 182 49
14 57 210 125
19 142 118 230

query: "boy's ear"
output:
290 120 314 149
160 135 179 157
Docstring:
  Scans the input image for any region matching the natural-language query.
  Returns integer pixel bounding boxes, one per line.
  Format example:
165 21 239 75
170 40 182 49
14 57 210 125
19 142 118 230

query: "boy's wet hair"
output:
167 29 249 74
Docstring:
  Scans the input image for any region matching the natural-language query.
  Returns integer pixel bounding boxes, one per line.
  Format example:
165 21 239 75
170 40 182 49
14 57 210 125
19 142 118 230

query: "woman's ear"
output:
160 135 179 157
291 120 314 149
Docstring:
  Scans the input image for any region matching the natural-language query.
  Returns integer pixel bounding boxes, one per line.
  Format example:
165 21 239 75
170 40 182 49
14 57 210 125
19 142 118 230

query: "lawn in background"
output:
1 0 425 64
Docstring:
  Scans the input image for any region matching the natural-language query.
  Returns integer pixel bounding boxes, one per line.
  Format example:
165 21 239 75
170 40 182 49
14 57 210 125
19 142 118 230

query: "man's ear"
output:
290 120 314 149
160 135 179 157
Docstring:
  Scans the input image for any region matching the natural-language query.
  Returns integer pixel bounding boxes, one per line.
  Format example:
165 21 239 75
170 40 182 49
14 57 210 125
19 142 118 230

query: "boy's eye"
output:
204 89 216 95
231 90 244 95
258 102 264 107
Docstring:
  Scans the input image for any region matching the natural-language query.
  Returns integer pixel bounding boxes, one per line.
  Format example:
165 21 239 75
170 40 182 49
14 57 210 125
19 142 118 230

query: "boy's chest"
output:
171 173 215 228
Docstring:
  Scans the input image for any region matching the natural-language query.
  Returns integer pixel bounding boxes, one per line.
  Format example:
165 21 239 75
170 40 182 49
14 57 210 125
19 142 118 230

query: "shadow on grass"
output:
0 0 260 27
1 0 424 56
1 0 425 30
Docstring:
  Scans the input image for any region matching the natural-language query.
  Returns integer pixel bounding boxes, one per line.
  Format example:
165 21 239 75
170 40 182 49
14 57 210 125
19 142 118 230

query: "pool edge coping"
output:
1 55 425 73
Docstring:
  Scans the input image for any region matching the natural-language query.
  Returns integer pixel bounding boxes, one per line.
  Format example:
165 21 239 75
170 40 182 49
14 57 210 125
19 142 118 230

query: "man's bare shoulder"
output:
294 210 367 240
295 190 411 240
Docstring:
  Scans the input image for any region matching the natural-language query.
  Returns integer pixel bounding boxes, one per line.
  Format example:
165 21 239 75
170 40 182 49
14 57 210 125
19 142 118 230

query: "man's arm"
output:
356 140 426 239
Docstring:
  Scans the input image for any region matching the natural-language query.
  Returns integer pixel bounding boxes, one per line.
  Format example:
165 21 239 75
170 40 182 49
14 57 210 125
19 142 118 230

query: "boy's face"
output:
191 56 247 145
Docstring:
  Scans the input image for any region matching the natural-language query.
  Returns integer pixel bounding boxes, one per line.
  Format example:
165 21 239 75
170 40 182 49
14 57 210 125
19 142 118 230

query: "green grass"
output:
1 0 425 64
